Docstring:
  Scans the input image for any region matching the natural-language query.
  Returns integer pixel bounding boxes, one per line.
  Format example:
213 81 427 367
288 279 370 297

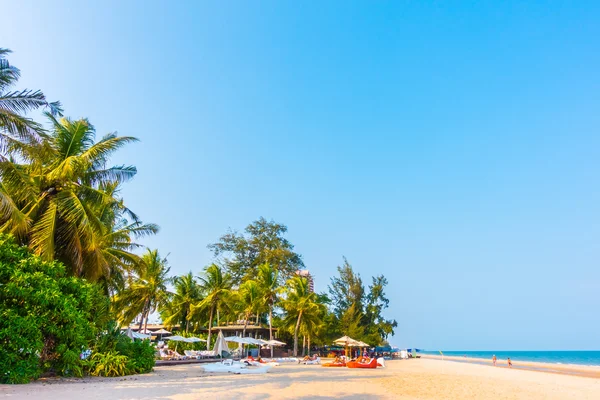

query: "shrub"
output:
86 351 129 377
95 323 156 375
0 234 109 383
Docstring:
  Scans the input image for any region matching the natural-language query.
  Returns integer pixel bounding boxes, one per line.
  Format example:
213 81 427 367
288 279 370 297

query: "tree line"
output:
0 47 397 382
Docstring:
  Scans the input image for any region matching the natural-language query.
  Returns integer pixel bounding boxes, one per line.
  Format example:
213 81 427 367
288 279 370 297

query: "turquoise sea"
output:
421 351 600 367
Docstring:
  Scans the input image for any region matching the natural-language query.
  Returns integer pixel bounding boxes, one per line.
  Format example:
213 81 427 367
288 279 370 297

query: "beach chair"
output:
184 350 198 359
159 349 173 361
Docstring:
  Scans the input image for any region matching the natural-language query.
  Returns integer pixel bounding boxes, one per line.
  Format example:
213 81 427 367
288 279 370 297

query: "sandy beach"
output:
2 358 599 399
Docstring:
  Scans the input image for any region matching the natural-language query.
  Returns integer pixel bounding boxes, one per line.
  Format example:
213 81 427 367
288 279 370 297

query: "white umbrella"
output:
124 328 151 340
184 337 206 343
165 335 187 341
213 330 228 358
266 339 286 346
224 336 246 343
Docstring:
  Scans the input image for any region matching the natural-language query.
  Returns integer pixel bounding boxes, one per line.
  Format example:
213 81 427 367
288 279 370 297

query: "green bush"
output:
86 351 129 377
123 340 156 374
0 234 110 384
94 323 156 375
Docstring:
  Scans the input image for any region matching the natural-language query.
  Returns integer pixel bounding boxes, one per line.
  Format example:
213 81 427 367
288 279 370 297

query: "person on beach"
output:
508 357 513 368
492 354 497 366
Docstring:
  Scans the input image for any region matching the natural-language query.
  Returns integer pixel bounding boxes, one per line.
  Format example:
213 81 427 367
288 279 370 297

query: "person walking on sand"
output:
508 357 513 368
492 354 497 366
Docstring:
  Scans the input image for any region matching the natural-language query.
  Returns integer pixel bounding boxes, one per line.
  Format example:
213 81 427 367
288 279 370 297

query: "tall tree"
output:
281 276 322 357
112 249 173 331
208 217 304 283
256 263 279 357
160 272 203 333
0 113 154 284
328 257 365 337
236 280 264 338
363 275 398 344
190 264 232 348
0 48 61 147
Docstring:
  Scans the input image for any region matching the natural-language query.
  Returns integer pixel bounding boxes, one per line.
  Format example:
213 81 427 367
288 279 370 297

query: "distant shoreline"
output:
421 354 600 379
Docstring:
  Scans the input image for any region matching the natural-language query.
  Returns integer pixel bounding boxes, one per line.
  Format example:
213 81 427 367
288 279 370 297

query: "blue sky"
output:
2 1 599 350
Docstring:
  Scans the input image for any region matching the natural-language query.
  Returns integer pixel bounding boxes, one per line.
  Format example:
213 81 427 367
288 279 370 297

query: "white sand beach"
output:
2 358 599 400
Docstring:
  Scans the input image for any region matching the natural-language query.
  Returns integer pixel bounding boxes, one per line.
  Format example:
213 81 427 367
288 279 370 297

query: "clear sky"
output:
2 1 599 351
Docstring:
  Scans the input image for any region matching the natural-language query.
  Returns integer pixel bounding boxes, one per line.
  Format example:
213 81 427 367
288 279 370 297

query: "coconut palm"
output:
190 264 232 348
281 276 323 357
112 249 173 331
0 113 153 283
160 272 203 333
0 48 61 145
256 263 279 356
237 280 264 338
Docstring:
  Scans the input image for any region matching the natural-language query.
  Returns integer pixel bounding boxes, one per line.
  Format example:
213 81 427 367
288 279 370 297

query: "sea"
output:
421 351 600 367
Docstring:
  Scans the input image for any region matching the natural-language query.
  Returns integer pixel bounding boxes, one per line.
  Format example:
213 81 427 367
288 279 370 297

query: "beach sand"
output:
2 358 599 399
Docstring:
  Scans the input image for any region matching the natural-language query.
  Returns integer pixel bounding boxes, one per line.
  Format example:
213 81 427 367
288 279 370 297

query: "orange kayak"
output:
346 358 377 369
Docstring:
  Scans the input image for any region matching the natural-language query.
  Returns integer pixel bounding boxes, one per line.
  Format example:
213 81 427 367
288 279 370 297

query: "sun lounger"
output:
184 350 199 359
302 356 321 365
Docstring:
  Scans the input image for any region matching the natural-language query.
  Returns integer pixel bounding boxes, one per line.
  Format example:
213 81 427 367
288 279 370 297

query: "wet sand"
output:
2 358 599 399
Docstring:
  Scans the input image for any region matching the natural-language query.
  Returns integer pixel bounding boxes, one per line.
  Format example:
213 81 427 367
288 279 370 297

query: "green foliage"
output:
0 48 61 142
0 50 157 290
90 323 155 376
160 272 203 333
208 217 304 283
0 234 109 384
86 351 129 377
112 249 172 329
326 258 397 346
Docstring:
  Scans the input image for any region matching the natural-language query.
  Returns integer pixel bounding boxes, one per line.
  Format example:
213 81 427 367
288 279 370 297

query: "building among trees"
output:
295 269 314 292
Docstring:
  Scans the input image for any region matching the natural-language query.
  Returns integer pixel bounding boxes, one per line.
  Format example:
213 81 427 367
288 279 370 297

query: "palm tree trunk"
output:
269 305 274 358
144 308 150 332
138 298 149 331
207 307 214 351
308 334 311 356
242 312 249 357
255 313 259 325
293 310 303 357
302 335 306 356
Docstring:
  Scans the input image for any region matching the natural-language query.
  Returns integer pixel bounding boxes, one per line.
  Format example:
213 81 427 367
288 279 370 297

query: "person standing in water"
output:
492 354 497 366
508 357 513 368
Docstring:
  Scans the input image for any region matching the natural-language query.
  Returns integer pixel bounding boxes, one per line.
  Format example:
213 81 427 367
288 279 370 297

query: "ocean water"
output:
421 351 600 367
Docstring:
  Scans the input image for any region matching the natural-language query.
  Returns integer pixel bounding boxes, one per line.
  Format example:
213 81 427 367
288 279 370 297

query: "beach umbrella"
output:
333 336 360 358
184 337 206 343
124 328 151 340
166 335 187 341
213 330 228 358
153 328 171 340
266 339 286 346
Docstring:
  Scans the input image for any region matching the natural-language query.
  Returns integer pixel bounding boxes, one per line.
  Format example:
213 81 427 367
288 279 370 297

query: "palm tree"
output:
0 48 61 145
281 276 322 357
113 249 173 331
256 263 279 357
0 113 153 284
160 272 203 333
190 264 232 348
237 280 264 338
